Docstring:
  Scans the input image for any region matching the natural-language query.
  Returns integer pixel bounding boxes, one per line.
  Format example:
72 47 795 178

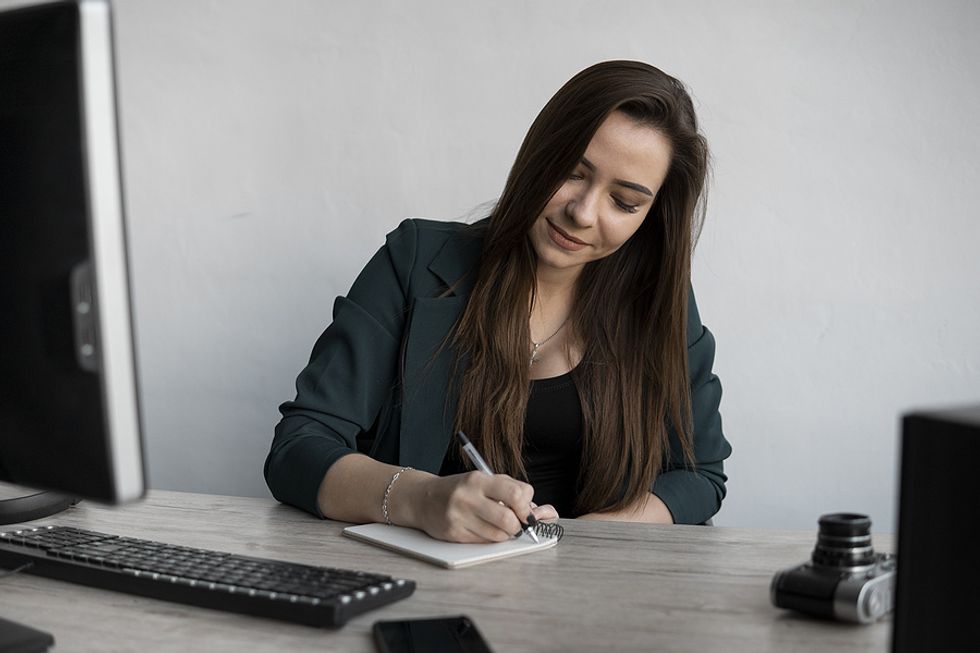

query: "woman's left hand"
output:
529 502 559 523
577 492 674 524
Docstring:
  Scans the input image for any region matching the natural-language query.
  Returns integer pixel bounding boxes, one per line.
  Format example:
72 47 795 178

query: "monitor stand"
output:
0 486 59 651
0 484 77 526
0 615 54 652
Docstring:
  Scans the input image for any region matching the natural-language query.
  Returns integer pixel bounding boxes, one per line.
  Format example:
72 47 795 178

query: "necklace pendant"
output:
528 315 569 367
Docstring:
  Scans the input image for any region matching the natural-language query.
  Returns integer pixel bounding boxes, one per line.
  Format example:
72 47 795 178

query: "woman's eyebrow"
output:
580 157 654 197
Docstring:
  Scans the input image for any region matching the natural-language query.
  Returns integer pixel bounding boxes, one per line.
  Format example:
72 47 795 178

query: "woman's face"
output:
530 110 672 281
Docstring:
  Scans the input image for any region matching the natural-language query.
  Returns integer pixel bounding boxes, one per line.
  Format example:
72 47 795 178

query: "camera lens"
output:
811 513 876 571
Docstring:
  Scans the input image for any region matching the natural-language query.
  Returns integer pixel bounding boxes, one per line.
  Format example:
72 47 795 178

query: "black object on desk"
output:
0 616 53 653
893 405 980 652
0 525 415 628
374 616 493 653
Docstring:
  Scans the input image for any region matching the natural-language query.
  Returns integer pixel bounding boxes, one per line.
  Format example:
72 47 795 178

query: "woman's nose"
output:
565 188 599 227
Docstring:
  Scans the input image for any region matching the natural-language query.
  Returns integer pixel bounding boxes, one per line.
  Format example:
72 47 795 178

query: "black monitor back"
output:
0 0 144 506
893 405 980 651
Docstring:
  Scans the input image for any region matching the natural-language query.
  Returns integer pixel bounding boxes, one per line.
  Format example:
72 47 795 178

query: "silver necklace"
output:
530 317 569 366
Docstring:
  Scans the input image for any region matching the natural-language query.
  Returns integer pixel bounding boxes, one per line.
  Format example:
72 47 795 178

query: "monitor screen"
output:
0 0 144 506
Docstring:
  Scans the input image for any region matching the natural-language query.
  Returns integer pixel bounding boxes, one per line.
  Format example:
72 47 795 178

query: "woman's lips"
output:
546 220 589 252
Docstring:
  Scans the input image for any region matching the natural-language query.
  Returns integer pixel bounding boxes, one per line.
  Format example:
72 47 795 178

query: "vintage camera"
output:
770 513 896 623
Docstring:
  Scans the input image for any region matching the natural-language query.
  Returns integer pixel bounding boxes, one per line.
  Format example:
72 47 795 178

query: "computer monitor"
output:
0 0 144 523
892 405 979 651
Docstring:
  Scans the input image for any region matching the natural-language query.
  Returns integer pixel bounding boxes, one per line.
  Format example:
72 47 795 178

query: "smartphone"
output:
373 615 493 653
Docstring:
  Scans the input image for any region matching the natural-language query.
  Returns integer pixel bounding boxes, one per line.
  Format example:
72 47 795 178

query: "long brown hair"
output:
452 60 709 515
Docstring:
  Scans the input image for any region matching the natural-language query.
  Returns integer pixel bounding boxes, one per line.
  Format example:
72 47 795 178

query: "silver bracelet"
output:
382 466 413 526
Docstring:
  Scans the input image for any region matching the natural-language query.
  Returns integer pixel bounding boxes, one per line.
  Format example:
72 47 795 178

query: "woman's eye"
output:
614 198 639 213
568 173 584 181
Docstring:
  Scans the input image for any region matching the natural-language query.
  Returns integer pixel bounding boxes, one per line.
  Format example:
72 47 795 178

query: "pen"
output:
456 431 540 543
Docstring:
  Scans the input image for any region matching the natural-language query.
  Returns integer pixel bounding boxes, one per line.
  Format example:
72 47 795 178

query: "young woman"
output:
264 60 731 543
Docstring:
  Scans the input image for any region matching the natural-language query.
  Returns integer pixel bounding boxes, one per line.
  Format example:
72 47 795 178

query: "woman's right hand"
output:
398 471 538 543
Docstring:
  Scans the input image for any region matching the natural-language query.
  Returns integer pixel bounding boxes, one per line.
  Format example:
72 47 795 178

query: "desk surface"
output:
0 490 894 652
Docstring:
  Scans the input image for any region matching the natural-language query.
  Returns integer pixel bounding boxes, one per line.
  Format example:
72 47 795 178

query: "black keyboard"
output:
0 525 415 627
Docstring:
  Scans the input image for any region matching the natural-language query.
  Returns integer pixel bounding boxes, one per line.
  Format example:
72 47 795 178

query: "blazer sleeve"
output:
263 220 420 517
651 289 732 525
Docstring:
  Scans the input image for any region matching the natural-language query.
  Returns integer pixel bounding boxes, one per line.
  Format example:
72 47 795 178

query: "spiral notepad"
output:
343 522 564 569
529 521 564 540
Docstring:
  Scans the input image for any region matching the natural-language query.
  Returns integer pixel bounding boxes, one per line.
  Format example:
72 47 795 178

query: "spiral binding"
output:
533 521 564 541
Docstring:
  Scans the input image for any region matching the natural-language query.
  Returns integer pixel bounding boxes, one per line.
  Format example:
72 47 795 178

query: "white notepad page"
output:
342 523 559 569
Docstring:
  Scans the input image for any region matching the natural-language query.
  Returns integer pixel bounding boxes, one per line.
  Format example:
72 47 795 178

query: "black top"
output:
523 371 583 517
440 371 583 518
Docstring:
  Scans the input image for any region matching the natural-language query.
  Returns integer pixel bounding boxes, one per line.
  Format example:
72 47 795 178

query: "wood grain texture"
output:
0 491 895 652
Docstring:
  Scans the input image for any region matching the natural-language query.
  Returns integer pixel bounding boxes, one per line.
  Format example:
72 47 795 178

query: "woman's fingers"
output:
480 473 535 528
429 472 535 542
416 471 544 542
457 505 520 543
531 503 560 522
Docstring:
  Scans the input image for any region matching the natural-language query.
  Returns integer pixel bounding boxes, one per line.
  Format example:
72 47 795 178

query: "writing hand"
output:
408 471 536 543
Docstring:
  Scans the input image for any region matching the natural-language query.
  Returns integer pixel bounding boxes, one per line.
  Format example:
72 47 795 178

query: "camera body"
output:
771 513 896 624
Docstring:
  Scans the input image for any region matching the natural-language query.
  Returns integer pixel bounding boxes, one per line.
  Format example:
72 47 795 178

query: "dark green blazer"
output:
265 219 731 524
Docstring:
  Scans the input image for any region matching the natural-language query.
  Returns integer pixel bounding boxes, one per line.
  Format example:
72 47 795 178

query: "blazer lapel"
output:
398 225 482 472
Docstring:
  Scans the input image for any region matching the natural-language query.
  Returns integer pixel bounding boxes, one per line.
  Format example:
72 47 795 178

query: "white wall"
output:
43 0 980 530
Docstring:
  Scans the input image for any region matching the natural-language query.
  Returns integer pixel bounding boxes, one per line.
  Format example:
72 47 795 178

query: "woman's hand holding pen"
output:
401 472 541 544
316 454 557 544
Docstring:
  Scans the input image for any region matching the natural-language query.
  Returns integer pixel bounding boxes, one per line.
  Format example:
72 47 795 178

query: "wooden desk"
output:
0 491 893 652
